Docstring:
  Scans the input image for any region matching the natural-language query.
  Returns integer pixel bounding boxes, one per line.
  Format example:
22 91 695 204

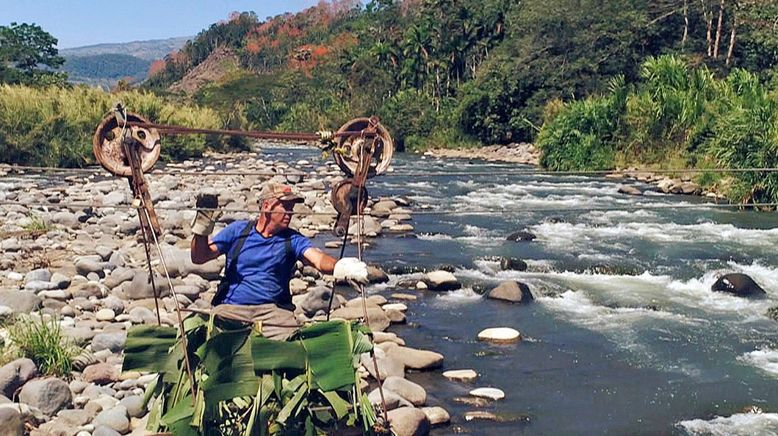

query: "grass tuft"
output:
6 316 82 378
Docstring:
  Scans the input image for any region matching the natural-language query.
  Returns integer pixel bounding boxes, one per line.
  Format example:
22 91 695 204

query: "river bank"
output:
0 149 493 435
424 143 730 201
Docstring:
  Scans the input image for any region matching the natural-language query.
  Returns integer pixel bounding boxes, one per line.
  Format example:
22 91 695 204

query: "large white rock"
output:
477 327 521 344
442 369 477 382
469 387 505 400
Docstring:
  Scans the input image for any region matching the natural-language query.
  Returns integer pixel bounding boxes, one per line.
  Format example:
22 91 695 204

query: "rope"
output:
1 199 775 217
5 164 778 178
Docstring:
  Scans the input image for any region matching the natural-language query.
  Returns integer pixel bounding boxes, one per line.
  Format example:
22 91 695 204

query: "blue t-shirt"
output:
211 220 313 306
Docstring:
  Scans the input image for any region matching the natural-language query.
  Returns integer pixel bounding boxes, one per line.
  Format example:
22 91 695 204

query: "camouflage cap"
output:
258 183 303 203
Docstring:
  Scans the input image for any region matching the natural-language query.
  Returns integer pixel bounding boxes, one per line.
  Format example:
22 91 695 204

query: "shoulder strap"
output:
285 237 293 261
227 220 256 269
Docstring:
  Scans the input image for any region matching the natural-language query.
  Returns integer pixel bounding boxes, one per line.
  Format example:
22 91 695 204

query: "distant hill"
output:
59 37 190 88
60 36 191 61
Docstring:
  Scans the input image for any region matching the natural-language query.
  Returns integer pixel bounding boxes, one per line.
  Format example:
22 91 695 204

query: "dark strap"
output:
213 220 255 306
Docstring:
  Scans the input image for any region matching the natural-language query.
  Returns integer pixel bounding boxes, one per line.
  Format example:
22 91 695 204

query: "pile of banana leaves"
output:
122 314 379 435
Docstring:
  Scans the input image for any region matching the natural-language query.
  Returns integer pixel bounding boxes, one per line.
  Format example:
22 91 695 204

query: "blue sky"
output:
0 0 321 48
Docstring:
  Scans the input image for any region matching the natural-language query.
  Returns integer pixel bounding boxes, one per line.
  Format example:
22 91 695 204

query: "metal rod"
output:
127 121 375 141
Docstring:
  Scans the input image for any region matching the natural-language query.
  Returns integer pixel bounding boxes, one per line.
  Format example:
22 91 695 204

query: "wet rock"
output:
469 387 505 400
618 185 642 196
387 407 430 436
477 327 521 344
767 306 778 322
423 271 460 291
19 377 72 416
500 257 527 271
487 281 533 304
367 265 389 283
0 291 41 314
386 346 443 370
91 332 127 354
711 273 766 298
83 363 120 385
442 369 477 382
464 410 501 421
421 406 450 426
0 358 38 398
383 376 426 406
506 230 536 242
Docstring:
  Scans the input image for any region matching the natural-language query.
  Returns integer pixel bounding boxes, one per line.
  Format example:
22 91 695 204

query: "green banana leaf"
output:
295 321 361 391
251 337 306 371
201 328 259 407
122 325 178 373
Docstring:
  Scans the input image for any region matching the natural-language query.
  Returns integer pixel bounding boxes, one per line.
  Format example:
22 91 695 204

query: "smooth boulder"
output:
18 377 72 416
383 376 427 406
500 257 527 271
487 281 533 303
423 271 460 291
387 407 430 436
712 273 766 298
506 230 536 242
0 358 37 398
386 346 443 370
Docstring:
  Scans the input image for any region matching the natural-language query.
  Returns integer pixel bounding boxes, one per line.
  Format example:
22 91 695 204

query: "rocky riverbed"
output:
0 151 511 435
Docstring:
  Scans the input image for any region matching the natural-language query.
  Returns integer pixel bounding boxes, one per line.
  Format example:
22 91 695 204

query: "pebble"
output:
469 387 505 400
477 327 521 344
95 308 116 321
382 303 407 312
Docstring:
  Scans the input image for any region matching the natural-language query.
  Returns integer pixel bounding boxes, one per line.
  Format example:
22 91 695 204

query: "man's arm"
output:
191 235 221 264
302 247 337 274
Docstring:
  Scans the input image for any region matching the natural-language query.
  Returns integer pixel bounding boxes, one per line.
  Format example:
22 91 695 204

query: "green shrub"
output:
7 316 82 377
0 84 231 166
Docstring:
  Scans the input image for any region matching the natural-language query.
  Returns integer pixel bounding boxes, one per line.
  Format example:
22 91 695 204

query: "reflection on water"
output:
261 146 778 435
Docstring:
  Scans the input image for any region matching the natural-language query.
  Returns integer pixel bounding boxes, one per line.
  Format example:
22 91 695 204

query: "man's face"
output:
264 198 296 229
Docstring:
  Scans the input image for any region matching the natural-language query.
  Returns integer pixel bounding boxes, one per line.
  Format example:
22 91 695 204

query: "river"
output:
262 145 778 435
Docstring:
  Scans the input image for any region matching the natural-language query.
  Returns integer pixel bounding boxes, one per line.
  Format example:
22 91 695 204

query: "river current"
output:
274 146 778 434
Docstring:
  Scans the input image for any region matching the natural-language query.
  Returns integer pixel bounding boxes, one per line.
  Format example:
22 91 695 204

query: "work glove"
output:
333 257 369 284
317 130 334 142
191 193 222 236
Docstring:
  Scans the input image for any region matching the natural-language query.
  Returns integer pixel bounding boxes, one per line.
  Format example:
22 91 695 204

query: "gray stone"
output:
93 405 129 434
367 388 411 410
50 273 71 289
423 271 460 291
18 377 72 416
51 211 78 228
91 332 127 354
487 281 534 303
299 287 340 316
95 246 114 261
618 185 643 196
387 346 443 370
104 268 134 290
93 426 121 436
421 406 450 426
118 395 145 418
24 280 58 292
75 258 108 278
56 408 93 426
101 192 125 207
69 282 105 299
0 291 41 314
158 246 223 280
0 358 37 398
24 268 51 284
330 306 390 331
122 271 171 300
128 307 157 325
102 296 124 314
1 239 21 252
387 407 430 436
383 376 427 406
361 353 405 381
367 265 389 283
0 407 23 436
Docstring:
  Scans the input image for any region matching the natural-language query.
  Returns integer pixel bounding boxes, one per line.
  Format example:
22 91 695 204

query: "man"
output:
190 182 367 340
